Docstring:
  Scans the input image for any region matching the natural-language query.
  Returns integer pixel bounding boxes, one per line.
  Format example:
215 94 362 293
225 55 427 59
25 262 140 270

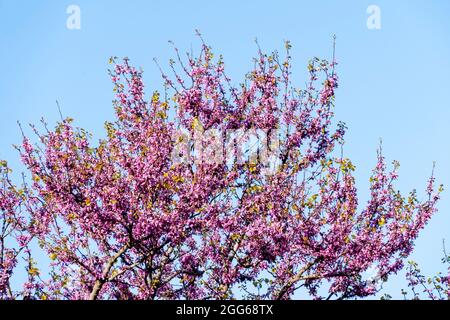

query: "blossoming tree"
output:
0 37 442 300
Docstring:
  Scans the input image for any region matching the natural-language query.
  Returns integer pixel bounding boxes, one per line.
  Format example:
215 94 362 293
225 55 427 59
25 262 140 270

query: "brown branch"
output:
275 259 318 300
89 243 129 300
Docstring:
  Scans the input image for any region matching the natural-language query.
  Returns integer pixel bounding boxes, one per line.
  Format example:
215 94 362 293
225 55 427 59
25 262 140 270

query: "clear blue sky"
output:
1 0 449 298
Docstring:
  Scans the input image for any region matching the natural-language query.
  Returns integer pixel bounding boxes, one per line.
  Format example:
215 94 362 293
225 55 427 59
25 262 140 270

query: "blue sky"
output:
1 0 449 298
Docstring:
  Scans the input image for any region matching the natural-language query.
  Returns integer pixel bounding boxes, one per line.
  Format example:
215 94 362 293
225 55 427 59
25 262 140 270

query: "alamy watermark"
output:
171 125 283 177
66 5 81 30
367 5 381 30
